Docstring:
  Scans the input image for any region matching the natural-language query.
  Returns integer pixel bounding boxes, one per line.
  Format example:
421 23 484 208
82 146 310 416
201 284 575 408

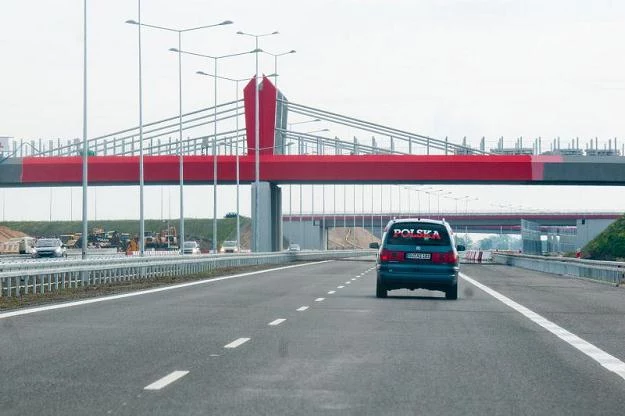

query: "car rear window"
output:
385 223 450 246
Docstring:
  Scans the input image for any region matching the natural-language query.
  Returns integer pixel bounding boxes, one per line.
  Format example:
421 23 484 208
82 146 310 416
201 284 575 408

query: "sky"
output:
1 0 625 222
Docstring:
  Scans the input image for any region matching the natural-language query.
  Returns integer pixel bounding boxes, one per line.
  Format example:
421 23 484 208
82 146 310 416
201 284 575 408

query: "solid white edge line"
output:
296 306 309 311
0 260 334 320
459 272 625 382
144 371 189 390
314 297 325 302
224 337 251 349
268 318 286 326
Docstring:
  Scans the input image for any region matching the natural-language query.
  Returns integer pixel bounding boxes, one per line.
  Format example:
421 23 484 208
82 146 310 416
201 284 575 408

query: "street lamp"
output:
263 49 296 248
237 30 279 252
126 0 147 255
196 71 250 254
125 18 232 254
81 0 88 259
172 47 258 253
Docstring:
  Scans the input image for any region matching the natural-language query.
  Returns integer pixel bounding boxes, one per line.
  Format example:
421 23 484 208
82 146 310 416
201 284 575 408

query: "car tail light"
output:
380 249 405 263
432 251 458 264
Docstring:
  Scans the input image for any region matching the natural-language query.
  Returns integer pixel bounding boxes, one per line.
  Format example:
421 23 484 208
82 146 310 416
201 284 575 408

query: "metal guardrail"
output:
0 250 375 298
493 253 625 286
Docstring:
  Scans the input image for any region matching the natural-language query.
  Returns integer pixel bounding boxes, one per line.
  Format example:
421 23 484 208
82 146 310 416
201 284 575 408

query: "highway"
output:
1 259 625 415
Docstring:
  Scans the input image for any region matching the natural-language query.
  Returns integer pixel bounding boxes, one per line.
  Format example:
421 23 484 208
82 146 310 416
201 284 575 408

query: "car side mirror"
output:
369 242 380 249
456 244 466 252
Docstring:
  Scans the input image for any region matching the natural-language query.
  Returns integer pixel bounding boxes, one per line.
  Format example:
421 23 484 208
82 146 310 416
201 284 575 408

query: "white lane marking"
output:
328 290 336 294
314 297 325 302
144 371 189 390
0 261 333 320
351 278 357 281
224 337 251 349
337 285 345 289
460 272 625 382
345 281 351 285
268 318 286 326
296 306 309 311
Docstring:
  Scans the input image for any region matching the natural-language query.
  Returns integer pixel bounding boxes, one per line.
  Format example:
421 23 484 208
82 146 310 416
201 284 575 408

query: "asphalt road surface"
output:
1 259 625 415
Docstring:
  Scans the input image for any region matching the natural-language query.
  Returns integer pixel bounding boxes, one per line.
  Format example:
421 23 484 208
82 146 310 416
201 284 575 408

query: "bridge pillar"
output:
251 182 282 252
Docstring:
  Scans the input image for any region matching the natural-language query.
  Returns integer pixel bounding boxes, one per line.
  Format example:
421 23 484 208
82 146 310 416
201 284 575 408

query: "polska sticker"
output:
393 229 441 240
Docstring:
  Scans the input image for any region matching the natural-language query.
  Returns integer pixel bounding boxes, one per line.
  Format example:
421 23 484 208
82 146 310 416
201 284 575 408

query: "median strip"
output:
0 261 333 320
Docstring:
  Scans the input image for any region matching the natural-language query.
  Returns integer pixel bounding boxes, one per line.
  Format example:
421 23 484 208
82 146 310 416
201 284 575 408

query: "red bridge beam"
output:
3 154 624 186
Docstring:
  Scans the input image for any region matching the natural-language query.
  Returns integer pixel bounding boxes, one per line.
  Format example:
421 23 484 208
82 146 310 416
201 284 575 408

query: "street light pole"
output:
173 48 257 253
237 30 279 252
265 49 295 248
196 72 257 251
125 19 232 254
138 0 145 256
212 57 218 252
81 0 88 259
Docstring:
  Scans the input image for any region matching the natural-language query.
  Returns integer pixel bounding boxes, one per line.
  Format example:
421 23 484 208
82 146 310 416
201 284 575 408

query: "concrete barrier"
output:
493 253 625 286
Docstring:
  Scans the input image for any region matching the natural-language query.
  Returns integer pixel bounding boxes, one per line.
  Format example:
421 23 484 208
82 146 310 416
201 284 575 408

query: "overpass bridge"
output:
281 211 622 251
2 76 624 251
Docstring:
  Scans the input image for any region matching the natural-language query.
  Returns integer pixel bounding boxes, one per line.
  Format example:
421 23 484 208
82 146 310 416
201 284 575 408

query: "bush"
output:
583 214 625 260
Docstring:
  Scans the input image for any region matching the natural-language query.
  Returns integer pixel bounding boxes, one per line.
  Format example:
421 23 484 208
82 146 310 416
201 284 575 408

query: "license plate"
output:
406 252 431 260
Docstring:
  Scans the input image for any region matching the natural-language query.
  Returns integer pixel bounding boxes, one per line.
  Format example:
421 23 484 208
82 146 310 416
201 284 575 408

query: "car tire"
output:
445 283 458 300
376 280 387 298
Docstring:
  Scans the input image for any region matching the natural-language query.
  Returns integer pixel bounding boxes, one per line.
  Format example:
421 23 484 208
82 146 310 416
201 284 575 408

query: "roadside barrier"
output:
128 250 180 256
493 253 625 286
0 250 375 298
461 250 493 264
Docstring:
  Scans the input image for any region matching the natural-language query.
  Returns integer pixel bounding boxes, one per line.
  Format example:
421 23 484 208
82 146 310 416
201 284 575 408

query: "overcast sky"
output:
1 0 625 222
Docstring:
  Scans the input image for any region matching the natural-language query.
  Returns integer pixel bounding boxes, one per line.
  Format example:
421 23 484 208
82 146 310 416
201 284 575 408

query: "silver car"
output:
32 238 67 258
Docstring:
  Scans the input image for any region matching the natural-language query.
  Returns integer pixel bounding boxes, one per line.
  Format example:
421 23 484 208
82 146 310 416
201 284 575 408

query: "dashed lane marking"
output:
314 298 325 302
144 371 189 391
268 319 286 326
328 290 336 294
296 306 309 311
224 338 251 349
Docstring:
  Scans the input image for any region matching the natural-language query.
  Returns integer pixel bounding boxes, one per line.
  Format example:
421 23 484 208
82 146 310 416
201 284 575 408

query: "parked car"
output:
373 218 464 300
287 243 301 252
220 240 239 253
182 241 201 255
32 238 67 258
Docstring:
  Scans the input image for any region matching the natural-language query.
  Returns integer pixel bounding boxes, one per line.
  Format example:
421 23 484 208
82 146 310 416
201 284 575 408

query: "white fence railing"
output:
493 253 625 286
0 250 375 298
